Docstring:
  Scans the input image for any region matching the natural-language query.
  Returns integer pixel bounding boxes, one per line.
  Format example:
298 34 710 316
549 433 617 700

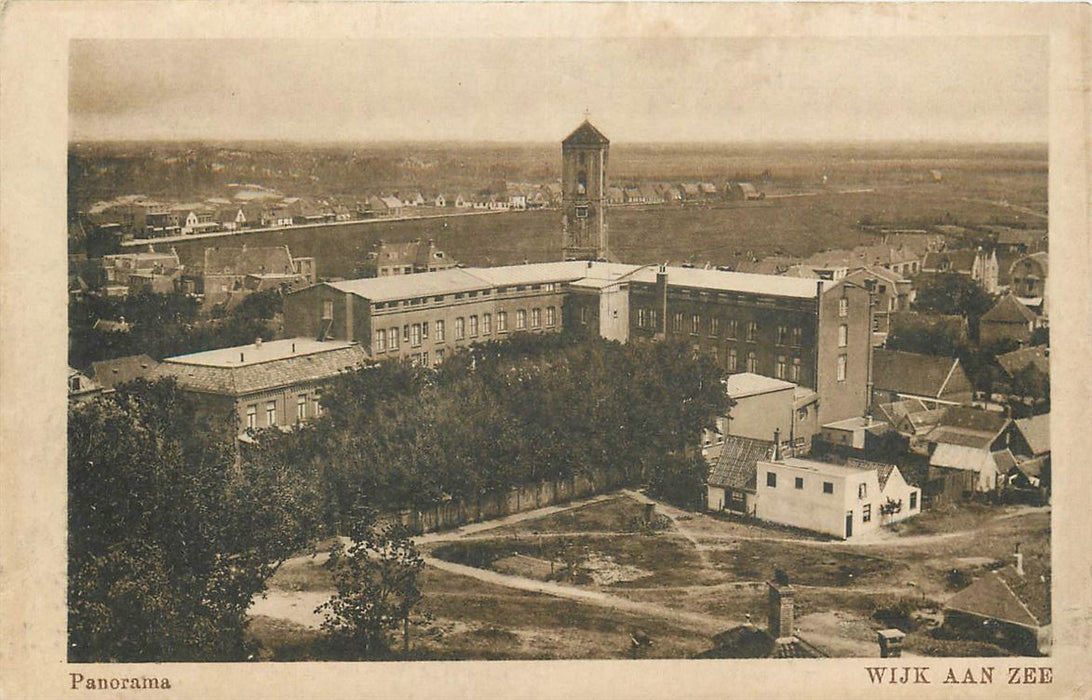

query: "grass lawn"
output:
706 540 901 588
490 495 670 536
430 532 705 588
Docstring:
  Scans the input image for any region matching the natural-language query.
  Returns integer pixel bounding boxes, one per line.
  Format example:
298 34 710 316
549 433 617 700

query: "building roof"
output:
1009 251 1049 276
981 294 1039 325
875 398 931 426
922 249 978 274
466 261 594 287
700 625 826 659
872 349 967 400
90 354 159 390
725 372 795 399
844 458 897 490
562 120 610 146
1015 414 1050 456
203 245 295 277
628 266 833 299
929 443 998 471
774 456 885 480
997 345 1049 377
327 268 492 303
152 339 367 396
946 565 1049 628
707 436 773 491
939 405 1010 436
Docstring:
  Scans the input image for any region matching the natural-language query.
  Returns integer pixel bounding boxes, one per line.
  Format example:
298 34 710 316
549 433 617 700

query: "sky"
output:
69 37 1048 144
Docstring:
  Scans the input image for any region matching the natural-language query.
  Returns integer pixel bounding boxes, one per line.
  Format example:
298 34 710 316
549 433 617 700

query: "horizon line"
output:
69 137 1049 149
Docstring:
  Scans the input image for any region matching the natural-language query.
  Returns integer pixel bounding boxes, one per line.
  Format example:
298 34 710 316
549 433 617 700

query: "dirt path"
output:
249 590 330 629
621 489 712 567
421 554 732 635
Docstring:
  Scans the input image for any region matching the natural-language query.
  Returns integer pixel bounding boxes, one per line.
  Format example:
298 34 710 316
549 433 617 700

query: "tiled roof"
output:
872 349 964 399
1015 414 1050 456
982 294 1038 325
562 120 609 146
701 626 825 659
152 340 368 396
1009 251 1049 276
90 354 159 390
707 436 773 490
940 406 1010 435
997 345 1049 377
931 429 994 449
203 245 295 277
845 458 897 490
946 565 1049 628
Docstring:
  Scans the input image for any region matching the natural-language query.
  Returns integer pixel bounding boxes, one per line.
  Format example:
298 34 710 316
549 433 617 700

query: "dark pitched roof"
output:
872 349 966 399
152 343 368 396
946 565 1050 628
707 436 773 491
701 626 825 659
981 294 1038 325
997 345 1049 377
939 406 1010 436
562 120 610 146
90 354 159 390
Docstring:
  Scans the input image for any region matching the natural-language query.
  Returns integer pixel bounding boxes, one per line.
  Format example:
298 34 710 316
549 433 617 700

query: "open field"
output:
153 172 1045 280
250 493 1049 659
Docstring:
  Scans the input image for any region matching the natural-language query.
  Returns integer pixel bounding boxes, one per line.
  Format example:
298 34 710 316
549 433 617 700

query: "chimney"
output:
291 342 296 353
772 428 781 460
1014 543 1024 576
878 629 906 658
767 580 795 642
240 352 245 362
255 337 263 349
656 264 668 335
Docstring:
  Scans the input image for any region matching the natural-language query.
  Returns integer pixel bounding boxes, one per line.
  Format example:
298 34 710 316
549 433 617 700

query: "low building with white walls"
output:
753 456 921 539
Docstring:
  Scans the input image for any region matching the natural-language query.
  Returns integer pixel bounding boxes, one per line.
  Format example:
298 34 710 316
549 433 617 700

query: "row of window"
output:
374 307 557 352
766 472 836 494
245 394 319 430
370 283 561 311
637 311 807 347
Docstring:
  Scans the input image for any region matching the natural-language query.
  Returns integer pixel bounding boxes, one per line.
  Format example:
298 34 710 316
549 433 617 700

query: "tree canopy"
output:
68 379 318 661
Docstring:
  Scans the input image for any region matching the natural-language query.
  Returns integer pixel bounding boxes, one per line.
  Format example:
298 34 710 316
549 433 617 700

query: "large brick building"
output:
284 260 873 425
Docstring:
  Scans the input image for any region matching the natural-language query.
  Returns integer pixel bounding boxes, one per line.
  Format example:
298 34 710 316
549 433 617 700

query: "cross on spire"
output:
583 107 591 120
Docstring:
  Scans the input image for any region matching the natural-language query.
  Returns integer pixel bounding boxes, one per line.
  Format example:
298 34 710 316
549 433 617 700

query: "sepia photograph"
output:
2 2 1089 698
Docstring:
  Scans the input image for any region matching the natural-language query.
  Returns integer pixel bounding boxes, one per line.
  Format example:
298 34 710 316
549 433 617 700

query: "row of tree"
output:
68 333 730 661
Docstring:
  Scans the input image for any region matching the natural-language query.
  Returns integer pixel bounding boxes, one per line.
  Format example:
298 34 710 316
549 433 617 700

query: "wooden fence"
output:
386 466 628 535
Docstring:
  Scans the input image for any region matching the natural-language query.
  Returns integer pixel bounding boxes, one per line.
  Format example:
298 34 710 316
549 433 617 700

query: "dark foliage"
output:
68 379 318 661
256 334 730 529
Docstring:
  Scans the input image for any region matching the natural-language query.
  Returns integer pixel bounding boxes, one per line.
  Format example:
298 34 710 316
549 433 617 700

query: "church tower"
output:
561 120 610 261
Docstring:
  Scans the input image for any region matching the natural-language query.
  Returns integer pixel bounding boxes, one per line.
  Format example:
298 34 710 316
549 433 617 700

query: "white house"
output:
753 456 920 539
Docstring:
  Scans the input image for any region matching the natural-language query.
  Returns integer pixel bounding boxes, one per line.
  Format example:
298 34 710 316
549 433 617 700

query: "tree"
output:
911 273 994 339
316 501 424 659
68 379 317 661
647 452 709 510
